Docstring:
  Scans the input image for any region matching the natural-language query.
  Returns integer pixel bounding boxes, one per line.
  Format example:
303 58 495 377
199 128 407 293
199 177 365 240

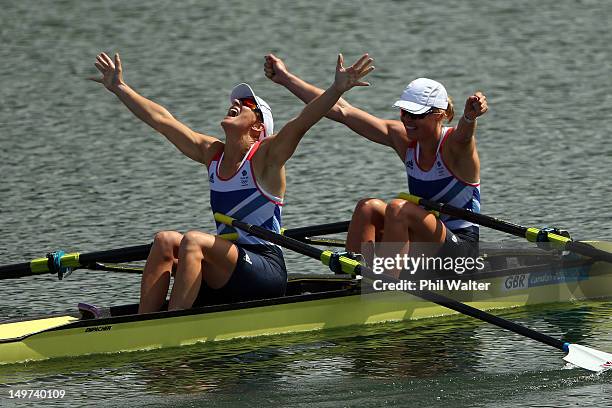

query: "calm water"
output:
1 0 611 406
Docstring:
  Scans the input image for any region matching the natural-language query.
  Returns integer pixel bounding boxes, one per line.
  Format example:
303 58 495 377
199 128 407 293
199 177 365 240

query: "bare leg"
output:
139 231 183 314
168 231 240 311
346 198 386 265
380 200 446 277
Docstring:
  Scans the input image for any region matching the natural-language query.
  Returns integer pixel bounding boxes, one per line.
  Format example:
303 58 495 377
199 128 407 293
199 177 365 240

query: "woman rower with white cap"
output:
92 51 374 312
265 55 488 276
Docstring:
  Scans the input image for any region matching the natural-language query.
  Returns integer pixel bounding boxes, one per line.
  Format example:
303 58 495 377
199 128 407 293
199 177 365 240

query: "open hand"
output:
464 92 488 121
264 54 290 85
90 52 125 92
333 53 374 93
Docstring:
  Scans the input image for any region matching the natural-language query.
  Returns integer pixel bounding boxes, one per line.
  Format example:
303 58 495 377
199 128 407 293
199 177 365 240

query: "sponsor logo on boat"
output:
503 274 529 291
528 267 589 287
84 326 112 333
502 267 589 291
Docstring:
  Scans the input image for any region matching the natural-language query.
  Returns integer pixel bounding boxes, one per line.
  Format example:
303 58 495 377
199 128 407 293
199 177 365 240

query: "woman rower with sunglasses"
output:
92 52 374 312
264 55 488 276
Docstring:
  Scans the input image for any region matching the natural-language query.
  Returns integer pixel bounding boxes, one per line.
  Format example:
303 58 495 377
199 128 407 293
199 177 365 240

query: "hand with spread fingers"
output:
264 54 291 85
332 53 375 93
464 91 488 121
91 52 125 93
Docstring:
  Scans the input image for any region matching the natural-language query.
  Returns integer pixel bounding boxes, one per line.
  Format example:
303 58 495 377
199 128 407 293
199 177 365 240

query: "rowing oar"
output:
0 221 351 280
398 192 612 264
0 244 153 280
283 221 350 239
214 212 612 373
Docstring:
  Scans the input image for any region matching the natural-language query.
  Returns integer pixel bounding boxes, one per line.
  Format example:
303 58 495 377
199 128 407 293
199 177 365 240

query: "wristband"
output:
463 114 476 123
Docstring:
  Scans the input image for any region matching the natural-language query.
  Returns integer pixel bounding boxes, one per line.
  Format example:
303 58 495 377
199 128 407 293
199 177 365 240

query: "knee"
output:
385 200 419 226
181 230 202 246
354 198 386 220
385 199 406 218
179 230 210 257
152 230 181 261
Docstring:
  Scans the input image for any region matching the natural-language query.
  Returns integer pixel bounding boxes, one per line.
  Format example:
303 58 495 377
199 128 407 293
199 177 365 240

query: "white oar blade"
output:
563 344 612 372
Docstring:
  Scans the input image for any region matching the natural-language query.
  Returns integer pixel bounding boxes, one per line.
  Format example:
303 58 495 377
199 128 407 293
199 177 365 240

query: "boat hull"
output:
2 259 612 365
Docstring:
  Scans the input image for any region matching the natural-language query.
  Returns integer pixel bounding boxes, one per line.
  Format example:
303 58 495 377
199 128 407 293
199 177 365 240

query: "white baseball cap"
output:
393 78 448 114
230 83 274 139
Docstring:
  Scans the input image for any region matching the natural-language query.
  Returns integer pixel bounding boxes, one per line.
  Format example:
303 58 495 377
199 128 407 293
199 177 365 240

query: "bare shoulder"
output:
386 119 410 159
202 138 224 168
250 137 286 197
387 119 406 138
250 136 285 179
251 135 277 165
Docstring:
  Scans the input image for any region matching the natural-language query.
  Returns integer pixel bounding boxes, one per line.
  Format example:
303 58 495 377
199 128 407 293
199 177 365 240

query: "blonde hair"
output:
444 96 454 123
431 96 454 123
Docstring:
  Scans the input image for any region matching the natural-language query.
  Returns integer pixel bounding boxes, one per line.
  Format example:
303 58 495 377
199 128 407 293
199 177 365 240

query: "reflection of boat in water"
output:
2 245 611 365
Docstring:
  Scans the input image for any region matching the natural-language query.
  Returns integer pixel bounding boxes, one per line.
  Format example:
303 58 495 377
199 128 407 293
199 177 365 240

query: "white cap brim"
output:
392 100 431 114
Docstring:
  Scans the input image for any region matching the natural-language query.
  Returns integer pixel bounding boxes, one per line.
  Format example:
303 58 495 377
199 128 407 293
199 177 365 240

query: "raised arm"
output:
91 52 222 165
265 54 399 148
262 54 374 168
449 91 488 152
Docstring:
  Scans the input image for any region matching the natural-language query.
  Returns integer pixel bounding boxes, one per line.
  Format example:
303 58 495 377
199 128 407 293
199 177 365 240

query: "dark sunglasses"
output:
239 98 263 121
401 108 437 120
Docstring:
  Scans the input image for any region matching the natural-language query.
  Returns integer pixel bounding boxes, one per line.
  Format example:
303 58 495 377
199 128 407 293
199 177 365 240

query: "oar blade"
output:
563 344 612 372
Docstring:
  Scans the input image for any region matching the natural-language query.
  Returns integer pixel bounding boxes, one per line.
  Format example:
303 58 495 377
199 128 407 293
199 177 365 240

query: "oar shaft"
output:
400 193 612 264
215 214 323 261
77 244 152 265
412 289 565 350
0 262 33 279
298 237 346 247
0 244 152 280
566 241 612 264
412 196 527 237
1 220 350 280
216 213 567 352
283 221 350 239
